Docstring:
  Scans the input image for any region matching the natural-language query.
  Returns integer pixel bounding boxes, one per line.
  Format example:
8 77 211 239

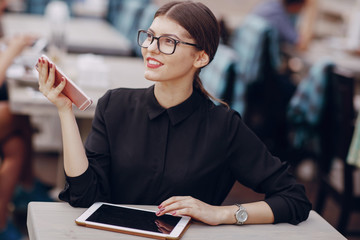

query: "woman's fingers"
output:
157 196 197 216
36 57 72 111
47 77 66 101
40 57 49 81
159 196 189 208
36 57 44 85
37 57 48 87
156 196 224 225
38 57 57 95
37 57 65 101
45 62 56 89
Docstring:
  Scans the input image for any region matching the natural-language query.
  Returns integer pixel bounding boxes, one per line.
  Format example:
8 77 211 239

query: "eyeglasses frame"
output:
137 30 201 55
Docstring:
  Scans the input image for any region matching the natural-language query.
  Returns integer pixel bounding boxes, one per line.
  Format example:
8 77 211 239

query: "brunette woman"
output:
37 1 311 226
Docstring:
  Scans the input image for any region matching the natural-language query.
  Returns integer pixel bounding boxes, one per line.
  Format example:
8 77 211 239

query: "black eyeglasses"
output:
137 30 201 55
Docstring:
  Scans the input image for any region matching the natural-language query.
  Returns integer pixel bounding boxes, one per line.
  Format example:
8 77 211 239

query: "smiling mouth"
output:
149 59 161 65
147 58 163 68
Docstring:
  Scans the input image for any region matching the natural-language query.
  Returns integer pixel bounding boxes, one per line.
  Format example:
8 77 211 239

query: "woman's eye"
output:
164 38 174 45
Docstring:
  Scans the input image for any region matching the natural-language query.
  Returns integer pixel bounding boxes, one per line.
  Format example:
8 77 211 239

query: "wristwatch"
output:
234 204 248 225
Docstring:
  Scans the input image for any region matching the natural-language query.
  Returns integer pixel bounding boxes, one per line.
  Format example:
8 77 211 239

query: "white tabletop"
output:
27 202 346 240
2 13 133 56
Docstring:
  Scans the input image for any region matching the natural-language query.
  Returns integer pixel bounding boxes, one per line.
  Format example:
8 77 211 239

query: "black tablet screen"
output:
86 204 181 234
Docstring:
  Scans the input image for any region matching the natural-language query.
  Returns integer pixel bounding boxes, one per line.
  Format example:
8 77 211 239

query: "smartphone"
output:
36 55 93 111
75 202 191 240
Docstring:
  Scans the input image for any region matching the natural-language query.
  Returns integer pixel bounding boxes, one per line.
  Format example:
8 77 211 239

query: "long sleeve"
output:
59 91 112 207
227 111 312 224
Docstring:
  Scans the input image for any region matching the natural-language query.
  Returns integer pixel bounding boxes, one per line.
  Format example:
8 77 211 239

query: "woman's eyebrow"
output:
148 28 180 39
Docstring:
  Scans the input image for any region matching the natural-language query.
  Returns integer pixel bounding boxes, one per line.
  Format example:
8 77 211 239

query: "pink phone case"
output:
36 55 93 111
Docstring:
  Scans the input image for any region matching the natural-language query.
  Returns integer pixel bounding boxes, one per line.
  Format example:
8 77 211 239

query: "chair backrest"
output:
107 0 123 24
26 0 49 14
26 0 72 15
0 81 8 101
230 15 286 156
313 67 359 236
107 0 150 22
133 3 158 57
319 67 355 173
200 44 238 108
229 15 280 84
107 0 155 55
287 60 335 150
112 0 145 42
229 15 282 117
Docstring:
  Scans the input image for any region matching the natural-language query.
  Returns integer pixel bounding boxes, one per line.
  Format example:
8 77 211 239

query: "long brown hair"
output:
154 1 228 107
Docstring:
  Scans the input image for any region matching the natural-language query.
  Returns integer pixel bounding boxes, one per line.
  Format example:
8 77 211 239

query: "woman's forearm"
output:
0 48 19 86
58 109 89 177
0 34 37 86
298 0 318 51
157 196 274 225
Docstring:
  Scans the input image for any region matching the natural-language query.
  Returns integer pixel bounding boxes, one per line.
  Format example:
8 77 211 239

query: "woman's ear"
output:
194 50 210 68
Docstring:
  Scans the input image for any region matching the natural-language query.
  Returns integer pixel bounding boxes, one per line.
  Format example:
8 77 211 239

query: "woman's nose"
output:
147 39 160 53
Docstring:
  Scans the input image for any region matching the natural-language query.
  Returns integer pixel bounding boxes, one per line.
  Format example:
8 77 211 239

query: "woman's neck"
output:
154 82 193 109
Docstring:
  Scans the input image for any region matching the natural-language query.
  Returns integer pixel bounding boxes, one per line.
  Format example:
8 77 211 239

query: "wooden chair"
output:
315 67 360 236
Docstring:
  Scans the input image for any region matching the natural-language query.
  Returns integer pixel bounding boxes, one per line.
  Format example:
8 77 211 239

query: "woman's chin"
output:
144 72 161 82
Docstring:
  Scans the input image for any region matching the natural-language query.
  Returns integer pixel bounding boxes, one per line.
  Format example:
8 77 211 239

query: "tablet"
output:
75 202 191 240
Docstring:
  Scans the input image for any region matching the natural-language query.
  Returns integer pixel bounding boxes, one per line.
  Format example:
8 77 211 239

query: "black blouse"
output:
59 85 311 224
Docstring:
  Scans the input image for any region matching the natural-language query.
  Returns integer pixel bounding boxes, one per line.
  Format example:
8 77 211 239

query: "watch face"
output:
236 209 248 222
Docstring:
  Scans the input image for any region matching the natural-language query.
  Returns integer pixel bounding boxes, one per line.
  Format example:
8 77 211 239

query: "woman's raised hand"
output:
156 196 236 226
36 57 72 112
6 34 37 59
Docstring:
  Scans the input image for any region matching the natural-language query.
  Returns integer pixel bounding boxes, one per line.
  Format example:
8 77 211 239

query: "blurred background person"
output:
252 0 317 51
0 34 34 240
0 1 51 239
249 0 318 102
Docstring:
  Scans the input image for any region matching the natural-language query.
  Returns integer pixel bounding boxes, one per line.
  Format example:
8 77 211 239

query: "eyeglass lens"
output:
138 31 176 55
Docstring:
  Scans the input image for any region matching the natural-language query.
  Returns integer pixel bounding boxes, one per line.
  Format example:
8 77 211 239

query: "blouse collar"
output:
146 85 203 126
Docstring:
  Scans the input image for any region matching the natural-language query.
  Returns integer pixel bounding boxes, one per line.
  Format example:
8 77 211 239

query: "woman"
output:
0 32 37 239
37 1 311 226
